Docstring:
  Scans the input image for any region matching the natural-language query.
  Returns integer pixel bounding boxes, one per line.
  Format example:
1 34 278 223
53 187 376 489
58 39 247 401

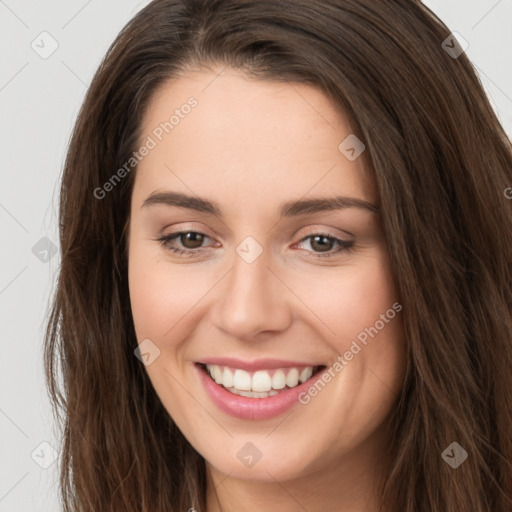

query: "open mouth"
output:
197 363 326 399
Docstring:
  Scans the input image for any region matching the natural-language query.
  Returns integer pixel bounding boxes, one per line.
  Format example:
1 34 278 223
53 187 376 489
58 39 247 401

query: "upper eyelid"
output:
159 229 351 249
158 231 354 262
159 223 354 240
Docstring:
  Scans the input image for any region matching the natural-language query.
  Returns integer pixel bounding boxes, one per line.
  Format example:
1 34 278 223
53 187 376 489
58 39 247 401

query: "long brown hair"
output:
44 0 512 510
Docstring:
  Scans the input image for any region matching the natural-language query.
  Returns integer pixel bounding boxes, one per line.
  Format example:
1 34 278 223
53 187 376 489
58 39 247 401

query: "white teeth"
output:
299 367 313 383
252 370 272 392
228 388 280 398
204 364 318 395
272 369 286 389
286 368 299 387
223 367 234 388
233 369 252 391
213 365 223 384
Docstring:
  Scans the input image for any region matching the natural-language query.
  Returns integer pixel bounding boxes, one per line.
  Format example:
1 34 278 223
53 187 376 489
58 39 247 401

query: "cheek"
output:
129 248 164 339
128 242 207 341
297 254 400 346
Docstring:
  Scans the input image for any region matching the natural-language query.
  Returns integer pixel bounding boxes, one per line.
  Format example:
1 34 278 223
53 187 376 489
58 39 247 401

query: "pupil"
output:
312 235 331 252
183 232 203 248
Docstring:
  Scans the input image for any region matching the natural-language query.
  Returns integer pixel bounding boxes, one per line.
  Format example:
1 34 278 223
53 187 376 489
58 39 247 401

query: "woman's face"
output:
128 67 406 485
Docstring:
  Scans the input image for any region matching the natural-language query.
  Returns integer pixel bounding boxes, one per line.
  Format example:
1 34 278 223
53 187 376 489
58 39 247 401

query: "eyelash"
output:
156 230 354 259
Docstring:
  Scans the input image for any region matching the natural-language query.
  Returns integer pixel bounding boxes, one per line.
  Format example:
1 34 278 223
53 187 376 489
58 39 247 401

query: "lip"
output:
197 357 323 372
195 362 327 420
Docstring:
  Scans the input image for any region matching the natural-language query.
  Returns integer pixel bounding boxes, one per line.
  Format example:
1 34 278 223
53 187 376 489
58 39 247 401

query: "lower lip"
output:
196 364 325 420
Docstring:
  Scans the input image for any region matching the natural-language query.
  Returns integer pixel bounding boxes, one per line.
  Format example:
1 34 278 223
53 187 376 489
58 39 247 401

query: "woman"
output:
44 0 512 510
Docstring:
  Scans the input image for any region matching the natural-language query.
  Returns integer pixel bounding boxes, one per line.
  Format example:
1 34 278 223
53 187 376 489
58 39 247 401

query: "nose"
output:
210 249 292 340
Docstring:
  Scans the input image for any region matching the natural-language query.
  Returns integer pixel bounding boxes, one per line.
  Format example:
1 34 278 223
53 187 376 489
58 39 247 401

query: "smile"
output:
205 364 323 398
195 360 327 420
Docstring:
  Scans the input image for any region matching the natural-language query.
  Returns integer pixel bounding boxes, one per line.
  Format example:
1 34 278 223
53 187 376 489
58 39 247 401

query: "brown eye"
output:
178 232 206 249
157 231 213 256
309 235 335 252
295 233 354 258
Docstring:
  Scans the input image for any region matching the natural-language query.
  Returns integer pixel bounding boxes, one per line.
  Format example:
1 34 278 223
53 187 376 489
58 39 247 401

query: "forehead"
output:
133 67 374 212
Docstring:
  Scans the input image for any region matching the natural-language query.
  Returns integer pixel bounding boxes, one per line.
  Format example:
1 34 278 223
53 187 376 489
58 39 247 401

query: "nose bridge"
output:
211 242 291 339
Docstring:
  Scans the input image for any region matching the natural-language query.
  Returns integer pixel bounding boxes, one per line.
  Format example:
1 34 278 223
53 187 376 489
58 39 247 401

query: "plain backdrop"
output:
1 1 511 510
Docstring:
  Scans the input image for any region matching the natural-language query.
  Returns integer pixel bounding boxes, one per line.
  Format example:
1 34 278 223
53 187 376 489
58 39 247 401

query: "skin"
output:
128 66 407 512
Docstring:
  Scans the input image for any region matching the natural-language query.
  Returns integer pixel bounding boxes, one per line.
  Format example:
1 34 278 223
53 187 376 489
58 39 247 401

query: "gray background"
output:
1 1 511 510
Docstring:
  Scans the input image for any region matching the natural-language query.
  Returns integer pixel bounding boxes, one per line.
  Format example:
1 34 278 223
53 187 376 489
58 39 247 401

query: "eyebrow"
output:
142 191 379 217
